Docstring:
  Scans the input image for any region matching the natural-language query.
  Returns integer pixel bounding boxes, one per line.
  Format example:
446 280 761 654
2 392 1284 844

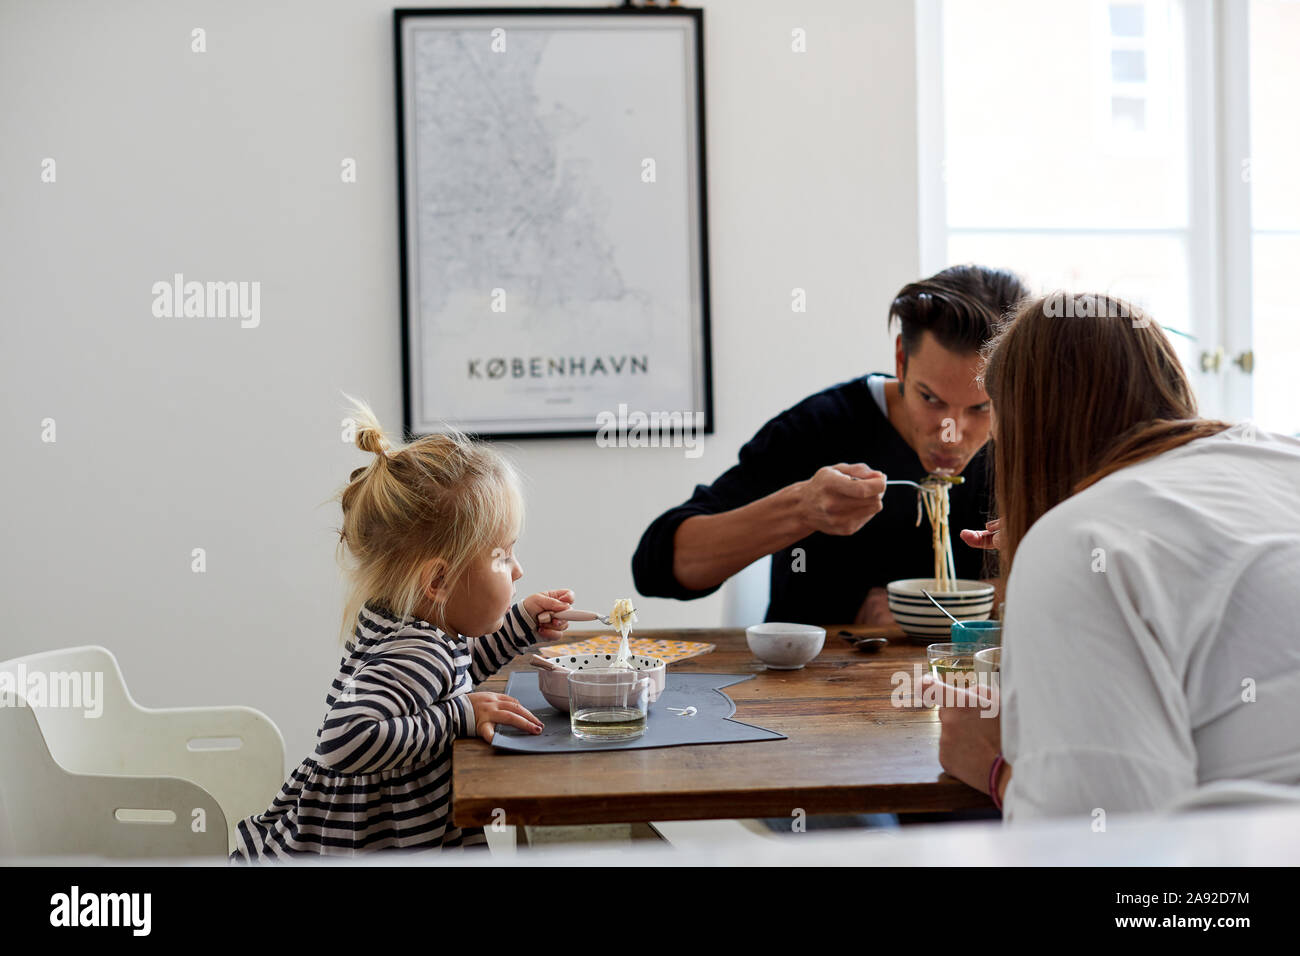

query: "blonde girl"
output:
231 396 574 860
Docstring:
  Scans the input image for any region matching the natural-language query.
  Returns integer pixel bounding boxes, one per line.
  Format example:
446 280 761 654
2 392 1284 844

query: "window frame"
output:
916 0 1258 423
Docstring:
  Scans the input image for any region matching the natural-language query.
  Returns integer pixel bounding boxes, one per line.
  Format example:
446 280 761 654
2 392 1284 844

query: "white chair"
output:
0 692 228 859
720 553 772 628
0 645 285 857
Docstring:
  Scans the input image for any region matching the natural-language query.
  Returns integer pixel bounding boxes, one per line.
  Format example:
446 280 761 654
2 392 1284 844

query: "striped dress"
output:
230 599 539 861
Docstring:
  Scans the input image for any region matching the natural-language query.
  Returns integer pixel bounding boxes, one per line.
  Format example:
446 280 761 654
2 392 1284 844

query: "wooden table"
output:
452 626 994 827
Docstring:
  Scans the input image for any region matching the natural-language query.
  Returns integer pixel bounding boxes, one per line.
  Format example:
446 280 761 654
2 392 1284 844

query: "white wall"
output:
0 0 919 769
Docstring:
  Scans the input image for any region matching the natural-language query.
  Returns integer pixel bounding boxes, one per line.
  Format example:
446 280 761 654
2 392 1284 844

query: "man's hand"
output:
854 586 896 627
797 463 887 536
466 691 543 742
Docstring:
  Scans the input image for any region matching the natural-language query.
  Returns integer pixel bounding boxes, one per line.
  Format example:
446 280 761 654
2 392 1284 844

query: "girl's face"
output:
439 535 523 637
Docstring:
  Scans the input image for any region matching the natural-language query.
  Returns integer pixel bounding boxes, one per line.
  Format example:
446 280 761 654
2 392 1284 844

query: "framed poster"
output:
394 6 713 439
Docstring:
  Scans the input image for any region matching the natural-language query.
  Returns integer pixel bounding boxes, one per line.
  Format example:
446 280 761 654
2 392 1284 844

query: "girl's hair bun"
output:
341 391 394 462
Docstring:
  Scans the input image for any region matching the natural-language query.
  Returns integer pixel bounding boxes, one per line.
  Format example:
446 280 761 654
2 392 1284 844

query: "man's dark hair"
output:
890 264 1030 358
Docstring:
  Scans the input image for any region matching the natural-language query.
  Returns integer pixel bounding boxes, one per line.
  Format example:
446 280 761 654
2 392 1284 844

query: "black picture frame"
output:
393 6 714 440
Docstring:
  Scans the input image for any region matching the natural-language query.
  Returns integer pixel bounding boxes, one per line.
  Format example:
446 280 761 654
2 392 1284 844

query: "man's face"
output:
893 330 992 475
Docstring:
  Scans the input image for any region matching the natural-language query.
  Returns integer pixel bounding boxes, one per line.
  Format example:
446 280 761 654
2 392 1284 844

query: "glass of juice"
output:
568 668 651 741
926 642 981 688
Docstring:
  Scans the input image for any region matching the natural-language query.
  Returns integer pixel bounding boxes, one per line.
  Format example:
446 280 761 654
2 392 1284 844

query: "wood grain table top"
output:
452 625 995 827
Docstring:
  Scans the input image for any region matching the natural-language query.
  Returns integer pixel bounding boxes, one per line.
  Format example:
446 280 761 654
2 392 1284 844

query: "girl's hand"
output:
960 517 1002 551
524 589 575 640
467 691 543 742
921 673 1003 795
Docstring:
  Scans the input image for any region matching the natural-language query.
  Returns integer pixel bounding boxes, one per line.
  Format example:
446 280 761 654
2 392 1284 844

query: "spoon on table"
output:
838 630 888 653
921 589 967 631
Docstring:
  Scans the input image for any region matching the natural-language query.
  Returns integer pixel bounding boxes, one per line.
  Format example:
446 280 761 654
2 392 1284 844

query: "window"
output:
1247 0 1300 436
1108 3 1149 133
918 0 1300 435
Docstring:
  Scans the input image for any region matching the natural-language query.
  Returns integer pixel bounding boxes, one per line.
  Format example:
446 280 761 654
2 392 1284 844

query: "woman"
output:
937 292 1300 821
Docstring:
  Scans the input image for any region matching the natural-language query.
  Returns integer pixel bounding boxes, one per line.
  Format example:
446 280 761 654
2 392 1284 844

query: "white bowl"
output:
746 622 826 670
886 578 996 642
537 654 666 713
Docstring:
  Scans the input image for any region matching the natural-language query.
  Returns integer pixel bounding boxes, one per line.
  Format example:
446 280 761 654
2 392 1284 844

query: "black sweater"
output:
631 374 994 626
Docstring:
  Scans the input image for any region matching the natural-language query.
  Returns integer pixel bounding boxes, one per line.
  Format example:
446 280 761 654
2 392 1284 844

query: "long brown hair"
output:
981 292 1230 576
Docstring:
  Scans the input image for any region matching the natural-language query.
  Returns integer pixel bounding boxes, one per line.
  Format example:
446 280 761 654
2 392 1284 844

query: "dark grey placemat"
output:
491 672 786 753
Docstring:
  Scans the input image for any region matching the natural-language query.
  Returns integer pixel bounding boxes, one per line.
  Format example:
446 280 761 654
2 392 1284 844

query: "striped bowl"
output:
886 578 997 641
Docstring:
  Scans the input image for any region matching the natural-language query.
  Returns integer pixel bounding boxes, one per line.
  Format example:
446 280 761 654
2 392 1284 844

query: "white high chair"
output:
0 645 285 859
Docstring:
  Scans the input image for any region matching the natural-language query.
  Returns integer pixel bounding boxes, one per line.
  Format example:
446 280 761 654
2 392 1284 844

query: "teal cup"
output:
951 620 1001 645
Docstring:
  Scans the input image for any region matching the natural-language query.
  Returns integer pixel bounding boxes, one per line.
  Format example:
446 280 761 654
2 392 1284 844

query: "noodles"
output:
609 598 637 639
609 598 638 669
916 478 957 592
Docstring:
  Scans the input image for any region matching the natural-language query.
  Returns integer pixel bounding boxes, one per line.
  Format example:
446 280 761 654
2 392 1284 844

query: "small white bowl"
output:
886 578 996 642
746 622 826 670
537 654 666 713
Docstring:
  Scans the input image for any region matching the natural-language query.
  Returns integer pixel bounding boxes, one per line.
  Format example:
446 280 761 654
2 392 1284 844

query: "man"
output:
632 265 1029 626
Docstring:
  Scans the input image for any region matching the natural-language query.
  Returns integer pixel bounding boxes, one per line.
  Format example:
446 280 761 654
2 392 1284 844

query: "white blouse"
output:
1001 423 1300 822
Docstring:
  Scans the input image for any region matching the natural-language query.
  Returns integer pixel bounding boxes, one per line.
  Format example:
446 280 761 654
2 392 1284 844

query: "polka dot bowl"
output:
538 654 667 713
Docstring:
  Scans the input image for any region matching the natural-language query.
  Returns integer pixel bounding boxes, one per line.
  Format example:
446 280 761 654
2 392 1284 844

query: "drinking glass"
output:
926 642 981 687
568 668 651 741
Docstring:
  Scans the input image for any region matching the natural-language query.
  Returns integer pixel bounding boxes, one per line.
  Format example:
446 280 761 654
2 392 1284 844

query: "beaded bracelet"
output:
989 753 1006 810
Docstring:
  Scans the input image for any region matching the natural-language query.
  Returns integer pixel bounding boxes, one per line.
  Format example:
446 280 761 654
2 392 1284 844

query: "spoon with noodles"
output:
849 475 965 489
540 609 624 626
886 475 965 490
538 602 640 669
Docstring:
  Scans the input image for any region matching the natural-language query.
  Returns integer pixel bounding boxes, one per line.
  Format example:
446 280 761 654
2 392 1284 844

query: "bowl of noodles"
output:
885 473 995 640
886 578 996 641
537 654 666 712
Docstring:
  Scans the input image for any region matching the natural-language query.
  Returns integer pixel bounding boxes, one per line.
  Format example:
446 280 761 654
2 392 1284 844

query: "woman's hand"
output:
466 691 543 742
921 673 1006 797
960 517 1002 551
523 589 575 640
